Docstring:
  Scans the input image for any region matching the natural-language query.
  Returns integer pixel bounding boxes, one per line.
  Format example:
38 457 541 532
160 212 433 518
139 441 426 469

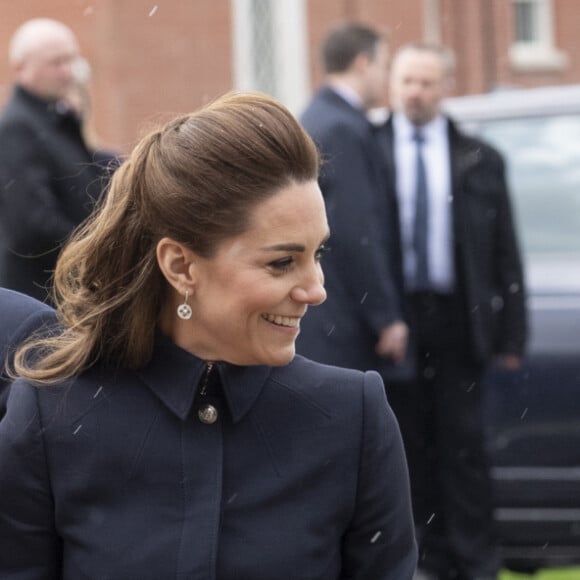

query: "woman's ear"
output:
156 237 197 293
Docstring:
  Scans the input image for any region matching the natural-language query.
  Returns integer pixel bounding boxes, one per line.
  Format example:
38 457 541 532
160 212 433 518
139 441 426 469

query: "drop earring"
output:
177 290 192 320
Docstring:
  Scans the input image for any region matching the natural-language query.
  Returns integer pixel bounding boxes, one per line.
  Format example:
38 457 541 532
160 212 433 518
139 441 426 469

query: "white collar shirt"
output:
392 113 455 293
327 82 364 111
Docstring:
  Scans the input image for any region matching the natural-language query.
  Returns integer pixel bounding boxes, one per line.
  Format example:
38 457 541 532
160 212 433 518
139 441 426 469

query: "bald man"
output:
0 19 107 302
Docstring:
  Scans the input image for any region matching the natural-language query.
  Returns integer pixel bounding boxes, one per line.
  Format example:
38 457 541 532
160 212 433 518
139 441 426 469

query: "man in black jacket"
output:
297 23 411 383
0 19 106 302
376 43 527 580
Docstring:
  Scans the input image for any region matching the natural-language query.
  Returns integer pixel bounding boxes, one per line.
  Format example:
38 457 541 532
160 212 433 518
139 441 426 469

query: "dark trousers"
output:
387 292 499 580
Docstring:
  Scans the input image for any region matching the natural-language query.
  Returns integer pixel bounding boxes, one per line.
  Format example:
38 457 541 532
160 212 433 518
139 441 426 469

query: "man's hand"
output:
375 321 409 363
494 354 523 370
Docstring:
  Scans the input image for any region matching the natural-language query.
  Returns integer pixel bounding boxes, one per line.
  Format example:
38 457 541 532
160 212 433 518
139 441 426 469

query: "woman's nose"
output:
292 268 326 305
308 278 327 305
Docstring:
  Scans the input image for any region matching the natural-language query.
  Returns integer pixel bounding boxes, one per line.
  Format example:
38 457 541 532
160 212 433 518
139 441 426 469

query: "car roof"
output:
442 84 580 123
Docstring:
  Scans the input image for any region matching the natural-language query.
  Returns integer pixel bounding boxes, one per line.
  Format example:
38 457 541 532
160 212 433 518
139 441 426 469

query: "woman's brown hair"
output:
13 91 319 385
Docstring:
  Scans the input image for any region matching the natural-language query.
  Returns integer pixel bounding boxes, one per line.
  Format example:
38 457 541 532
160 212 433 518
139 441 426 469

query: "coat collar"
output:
317 85 368 121
15 85 63 114
135 334 272 423
13 84 87 147
383 113 483 175
14 84 56 109
447 118 484 173
325 81 364 110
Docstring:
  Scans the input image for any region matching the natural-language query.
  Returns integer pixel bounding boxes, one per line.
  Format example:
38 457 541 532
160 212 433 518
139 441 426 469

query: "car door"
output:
477 108 580 570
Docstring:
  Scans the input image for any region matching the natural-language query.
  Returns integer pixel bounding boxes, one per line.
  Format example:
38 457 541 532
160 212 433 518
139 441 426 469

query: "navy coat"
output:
296 87 413 382
0 287 55 417
0 335 417 579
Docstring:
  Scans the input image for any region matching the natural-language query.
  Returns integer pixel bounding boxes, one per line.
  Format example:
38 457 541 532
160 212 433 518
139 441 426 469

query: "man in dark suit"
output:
0 19 106 302
297 23 410 382
0 288 55 419
377 43 527 580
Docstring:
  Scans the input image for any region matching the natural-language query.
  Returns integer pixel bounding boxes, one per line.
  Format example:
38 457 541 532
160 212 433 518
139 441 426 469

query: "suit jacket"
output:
0 335 417 579
0 86 107 301
376 115 527 362
297 86 412 381
0 287 55 417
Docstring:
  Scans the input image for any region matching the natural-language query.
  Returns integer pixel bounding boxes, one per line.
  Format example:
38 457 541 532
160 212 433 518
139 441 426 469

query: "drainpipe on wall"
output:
480 0 497 92
423 0 442 44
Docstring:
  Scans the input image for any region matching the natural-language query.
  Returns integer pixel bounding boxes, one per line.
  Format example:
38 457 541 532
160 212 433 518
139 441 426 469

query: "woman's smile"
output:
261 313 302 329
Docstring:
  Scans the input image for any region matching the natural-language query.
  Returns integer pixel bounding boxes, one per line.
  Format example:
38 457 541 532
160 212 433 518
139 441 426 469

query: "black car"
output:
444 84 580 571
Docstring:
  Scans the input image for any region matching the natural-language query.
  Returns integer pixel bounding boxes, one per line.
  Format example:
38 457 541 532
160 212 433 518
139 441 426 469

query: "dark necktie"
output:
413 128 429 290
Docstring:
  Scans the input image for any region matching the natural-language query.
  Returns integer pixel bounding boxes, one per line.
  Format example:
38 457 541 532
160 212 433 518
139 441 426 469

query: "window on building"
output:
514 0 539 43
510 0 568 70
231 0 309 114
250 0 276 96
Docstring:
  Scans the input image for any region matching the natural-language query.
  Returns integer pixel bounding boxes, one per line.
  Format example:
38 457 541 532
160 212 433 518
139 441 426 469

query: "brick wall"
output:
0 0 233 152
0 0 578 152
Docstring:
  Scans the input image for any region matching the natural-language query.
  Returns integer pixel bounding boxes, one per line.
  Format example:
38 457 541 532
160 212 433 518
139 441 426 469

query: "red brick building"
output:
1 0 578 152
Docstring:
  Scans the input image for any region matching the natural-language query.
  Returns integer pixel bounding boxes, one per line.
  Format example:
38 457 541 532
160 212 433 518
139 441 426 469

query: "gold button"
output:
198 404 218 424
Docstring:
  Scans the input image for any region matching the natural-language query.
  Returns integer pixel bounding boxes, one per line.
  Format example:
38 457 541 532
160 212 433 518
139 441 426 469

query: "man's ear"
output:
156 237 197 294
352 51 371 75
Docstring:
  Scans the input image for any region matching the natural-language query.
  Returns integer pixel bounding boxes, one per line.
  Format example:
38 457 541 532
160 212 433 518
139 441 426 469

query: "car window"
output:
477 114 580 258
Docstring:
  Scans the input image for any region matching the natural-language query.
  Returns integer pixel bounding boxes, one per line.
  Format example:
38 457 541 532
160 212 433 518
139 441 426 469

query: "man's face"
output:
17 33 79 101
390 49 447 125
362 40 390 109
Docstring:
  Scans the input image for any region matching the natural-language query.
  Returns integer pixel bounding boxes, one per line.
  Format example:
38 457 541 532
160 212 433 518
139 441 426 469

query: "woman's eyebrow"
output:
261 243 306 253
262 232 329 253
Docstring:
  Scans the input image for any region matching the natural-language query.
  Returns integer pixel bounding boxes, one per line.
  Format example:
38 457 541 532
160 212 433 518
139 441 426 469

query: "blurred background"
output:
1 0 579 153
0 2 579 577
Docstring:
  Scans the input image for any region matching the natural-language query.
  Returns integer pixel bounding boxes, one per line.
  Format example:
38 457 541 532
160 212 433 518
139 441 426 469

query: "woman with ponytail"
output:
0 92 417 579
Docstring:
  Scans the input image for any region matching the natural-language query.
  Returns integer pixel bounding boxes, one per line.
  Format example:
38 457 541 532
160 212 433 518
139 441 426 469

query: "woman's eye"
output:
315 244 329 262
269 257 294 272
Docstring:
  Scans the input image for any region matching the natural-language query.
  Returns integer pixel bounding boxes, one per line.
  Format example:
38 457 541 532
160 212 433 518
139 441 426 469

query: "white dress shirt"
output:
327 81 364 111
392 113 455 294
